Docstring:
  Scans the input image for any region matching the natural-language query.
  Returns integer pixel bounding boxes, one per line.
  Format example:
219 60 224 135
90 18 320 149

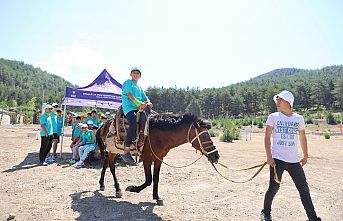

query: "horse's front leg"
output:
108 152 122 198
126 158 152 193
153 160 163 206
99 151 109 191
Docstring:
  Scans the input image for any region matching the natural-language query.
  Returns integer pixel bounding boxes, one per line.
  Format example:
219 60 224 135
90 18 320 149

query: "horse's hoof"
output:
100 186 105 191
156 199 164 206
115 190 122 198
125 185 134 192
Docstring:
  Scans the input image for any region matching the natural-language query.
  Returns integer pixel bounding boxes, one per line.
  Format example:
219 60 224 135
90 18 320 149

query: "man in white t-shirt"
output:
260 91 321 221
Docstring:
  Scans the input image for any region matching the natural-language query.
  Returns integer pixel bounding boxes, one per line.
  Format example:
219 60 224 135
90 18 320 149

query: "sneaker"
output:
52 154 57 160
260 211 272 221
68 159 77 165
122 153 136 165
72 161 84 168
45 156 55 164
39 161 48 166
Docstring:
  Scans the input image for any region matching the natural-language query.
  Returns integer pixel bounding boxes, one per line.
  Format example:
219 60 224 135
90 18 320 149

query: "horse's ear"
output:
195 122 200 128
199 119 212 130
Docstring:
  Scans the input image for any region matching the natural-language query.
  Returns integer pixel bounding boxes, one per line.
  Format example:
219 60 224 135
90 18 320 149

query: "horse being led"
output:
96 113 220 205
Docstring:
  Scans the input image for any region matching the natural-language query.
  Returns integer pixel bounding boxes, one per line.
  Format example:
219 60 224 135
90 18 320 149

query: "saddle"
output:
105 106 148 155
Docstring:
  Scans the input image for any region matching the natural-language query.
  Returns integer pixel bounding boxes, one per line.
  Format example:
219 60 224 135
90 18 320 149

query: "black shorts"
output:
53 133 60 143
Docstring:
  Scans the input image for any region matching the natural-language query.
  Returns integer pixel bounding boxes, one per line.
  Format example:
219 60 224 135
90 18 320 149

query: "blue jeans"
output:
263 159 318 220
79 144 97 161
124 108 151 147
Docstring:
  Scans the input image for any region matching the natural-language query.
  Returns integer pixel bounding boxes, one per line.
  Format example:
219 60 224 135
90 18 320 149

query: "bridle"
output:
187 122 218 157
144 121 218 168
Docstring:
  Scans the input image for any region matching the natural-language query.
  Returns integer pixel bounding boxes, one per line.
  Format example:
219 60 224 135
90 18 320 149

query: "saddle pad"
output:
105 136 139 155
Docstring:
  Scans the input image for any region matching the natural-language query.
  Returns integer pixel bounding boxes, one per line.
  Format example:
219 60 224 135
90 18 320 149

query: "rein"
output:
146 122 216 168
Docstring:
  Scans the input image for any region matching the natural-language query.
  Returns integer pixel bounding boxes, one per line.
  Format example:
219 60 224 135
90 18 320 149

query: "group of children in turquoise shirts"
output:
69 113 101 168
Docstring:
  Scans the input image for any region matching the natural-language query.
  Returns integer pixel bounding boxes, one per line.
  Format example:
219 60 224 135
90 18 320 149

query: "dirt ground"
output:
0 126 342 221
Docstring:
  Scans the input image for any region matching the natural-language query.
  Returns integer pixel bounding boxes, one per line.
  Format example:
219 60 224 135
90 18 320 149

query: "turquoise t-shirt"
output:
72 123 81 139
122 79 147 115
79 131 85 140
84 117 99 126
81 130 94 144
56 116 63 136
50 112 58 133
40 112 53 137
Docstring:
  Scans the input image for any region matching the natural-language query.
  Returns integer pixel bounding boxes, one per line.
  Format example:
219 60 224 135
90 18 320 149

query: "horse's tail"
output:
95 124 106 159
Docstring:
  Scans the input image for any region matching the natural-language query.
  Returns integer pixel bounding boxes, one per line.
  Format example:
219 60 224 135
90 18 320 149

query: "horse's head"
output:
186 115 220 164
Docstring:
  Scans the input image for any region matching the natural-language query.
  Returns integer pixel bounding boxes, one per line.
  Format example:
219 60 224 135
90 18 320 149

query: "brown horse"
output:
96 113 220 205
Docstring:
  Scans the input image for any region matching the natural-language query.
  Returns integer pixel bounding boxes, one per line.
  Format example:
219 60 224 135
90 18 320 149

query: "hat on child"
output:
86 120 94 125
52 103 59 107
80 123 88 128
273 90 294 107
45 104 53 109
105 111 110 115
131 67 141 74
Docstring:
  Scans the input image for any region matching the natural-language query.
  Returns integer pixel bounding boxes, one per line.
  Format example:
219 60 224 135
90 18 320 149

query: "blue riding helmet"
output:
131 67 141 75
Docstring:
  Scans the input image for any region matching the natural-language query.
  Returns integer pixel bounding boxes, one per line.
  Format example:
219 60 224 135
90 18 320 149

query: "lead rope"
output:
211 162 281 184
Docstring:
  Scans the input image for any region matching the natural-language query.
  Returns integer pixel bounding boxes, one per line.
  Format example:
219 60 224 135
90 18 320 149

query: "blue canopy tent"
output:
59 69 122 158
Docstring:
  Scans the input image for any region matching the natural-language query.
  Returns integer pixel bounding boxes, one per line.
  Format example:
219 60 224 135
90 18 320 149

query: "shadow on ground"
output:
2 152 74 172
71 190 162 221
2 152 139 173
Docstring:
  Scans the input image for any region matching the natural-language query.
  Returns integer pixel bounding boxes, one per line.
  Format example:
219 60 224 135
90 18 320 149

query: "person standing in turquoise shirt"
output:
48 103 60 161
56 109 63 136
121 67 153 164
39 104 54 166
83 110 99 126
90 110 99 126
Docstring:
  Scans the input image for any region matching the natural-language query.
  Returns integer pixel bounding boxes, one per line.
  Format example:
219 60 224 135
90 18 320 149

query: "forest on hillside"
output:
146 66 343 118
0 58 74 114
1 58 343 120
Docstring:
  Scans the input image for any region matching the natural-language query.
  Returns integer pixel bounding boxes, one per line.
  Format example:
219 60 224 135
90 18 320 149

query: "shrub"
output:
211 120 217 127
324 131 330 139
219 128 240 142
208 129 219 137
257 121 264 128
325 112 336 125
305 116 314 124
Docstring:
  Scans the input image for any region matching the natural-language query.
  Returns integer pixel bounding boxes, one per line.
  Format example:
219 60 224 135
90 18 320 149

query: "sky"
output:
0 0 342 89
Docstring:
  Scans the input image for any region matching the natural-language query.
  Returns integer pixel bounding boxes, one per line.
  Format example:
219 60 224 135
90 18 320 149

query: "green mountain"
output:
0 58 75 109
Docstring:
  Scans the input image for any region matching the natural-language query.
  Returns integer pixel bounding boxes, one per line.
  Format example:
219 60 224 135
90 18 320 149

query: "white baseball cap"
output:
273 90 294 107
52 103 59 107
80 123 88 128
45 104 53 109
105 111 110 115
86 120 94 125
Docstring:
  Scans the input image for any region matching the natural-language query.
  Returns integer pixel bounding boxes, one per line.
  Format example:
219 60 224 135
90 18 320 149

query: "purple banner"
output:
65 87 122 102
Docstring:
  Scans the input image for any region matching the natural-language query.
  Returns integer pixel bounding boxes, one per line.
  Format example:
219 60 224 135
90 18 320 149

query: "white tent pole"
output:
60 104 67 159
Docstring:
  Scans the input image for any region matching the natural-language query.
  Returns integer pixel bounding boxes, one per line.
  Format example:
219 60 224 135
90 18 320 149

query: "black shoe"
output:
260 211 272 221
122 153 135 165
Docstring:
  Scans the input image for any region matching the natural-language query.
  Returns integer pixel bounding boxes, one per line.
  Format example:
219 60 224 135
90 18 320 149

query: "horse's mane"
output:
149 113 211 130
